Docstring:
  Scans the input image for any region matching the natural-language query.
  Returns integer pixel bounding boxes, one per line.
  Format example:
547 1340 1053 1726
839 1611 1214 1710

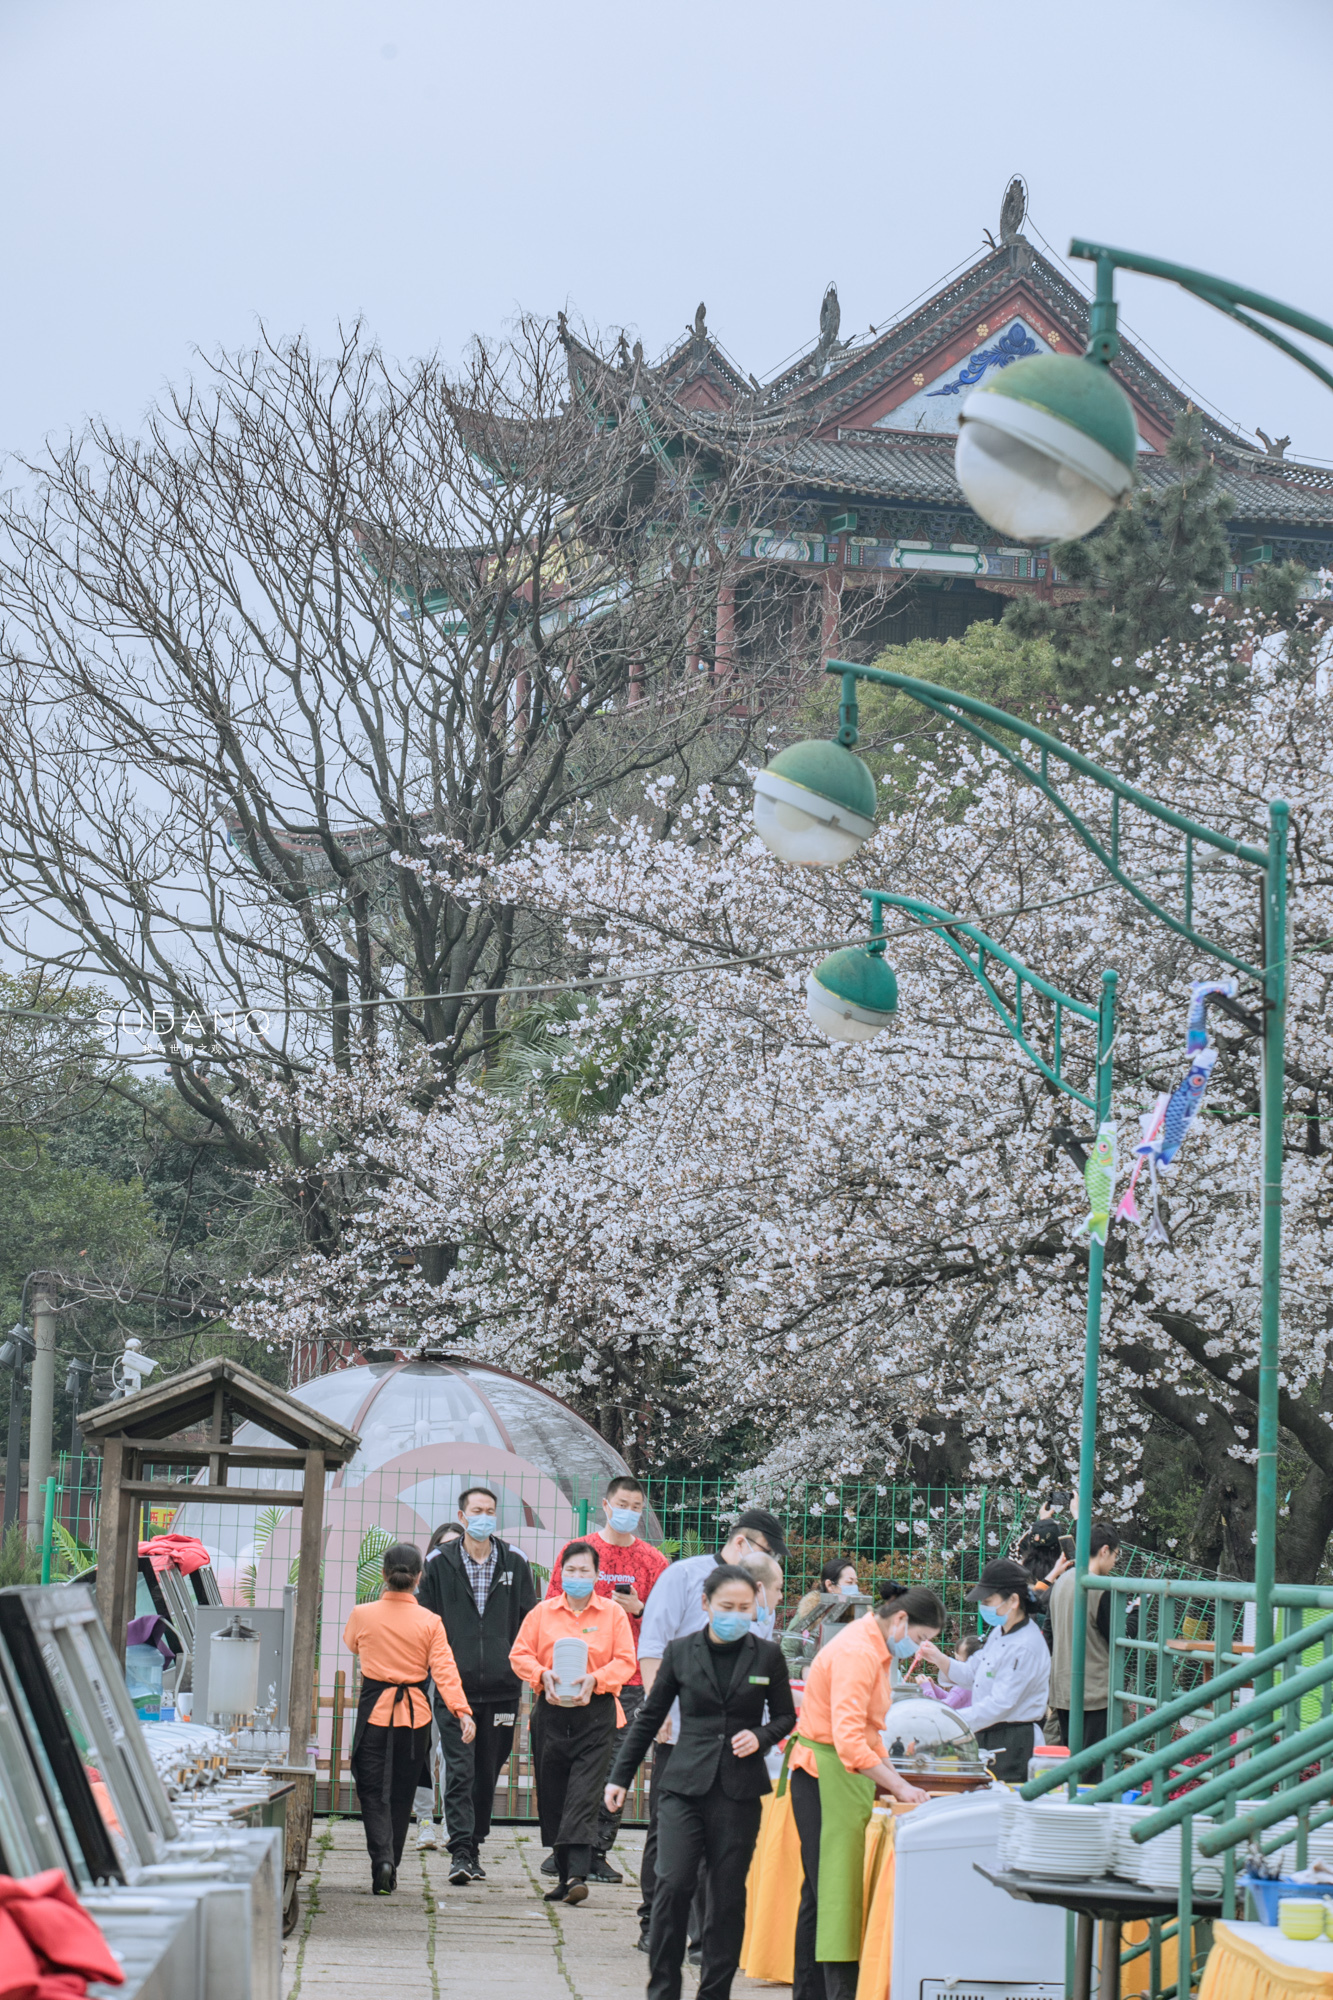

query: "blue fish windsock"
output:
1186 979 1237 1054
1156 1044 1219 1172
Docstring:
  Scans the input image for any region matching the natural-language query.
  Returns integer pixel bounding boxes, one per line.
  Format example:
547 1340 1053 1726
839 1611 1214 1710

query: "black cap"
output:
965 1558 1035 1604
732 1507 788 1564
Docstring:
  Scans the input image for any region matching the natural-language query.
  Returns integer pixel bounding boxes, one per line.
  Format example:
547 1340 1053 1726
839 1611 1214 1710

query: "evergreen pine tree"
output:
1003 409 1234 701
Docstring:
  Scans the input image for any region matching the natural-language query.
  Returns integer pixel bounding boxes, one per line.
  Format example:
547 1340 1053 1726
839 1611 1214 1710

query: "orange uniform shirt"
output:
509 1591 638 1726
790 1612 893 1778
343 1589 472 1727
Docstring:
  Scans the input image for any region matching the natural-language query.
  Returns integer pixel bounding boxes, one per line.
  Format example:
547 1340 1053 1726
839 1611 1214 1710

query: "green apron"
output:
778 1732 876 1961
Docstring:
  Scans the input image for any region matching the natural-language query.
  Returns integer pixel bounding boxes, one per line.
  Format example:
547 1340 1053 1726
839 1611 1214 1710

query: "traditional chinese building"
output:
560 181 1333 665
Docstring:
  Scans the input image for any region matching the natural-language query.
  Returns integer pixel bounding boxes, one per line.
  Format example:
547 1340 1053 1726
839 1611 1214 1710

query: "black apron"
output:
349 1676 431 1803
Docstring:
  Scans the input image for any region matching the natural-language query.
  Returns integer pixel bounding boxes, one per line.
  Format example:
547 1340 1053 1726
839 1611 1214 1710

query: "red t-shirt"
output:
545 1531 669 1686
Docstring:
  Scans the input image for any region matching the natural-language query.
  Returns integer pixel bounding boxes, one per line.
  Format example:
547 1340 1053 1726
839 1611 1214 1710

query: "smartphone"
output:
614 1584 634 1595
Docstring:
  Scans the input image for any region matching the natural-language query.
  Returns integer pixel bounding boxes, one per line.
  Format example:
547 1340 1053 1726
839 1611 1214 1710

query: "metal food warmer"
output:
0 1581 286 2000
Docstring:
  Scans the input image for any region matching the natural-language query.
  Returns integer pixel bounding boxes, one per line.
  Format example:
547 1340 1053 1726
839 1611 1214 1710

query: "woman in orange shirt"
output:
343 1541 476 1895
786 1579 945 2000
509 1540 636 1906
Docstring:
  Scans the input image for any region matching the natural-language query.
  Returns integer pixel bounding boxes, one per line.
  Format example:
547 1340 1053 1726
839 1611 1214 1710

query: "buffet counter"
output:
740 1792 909 1996
1200 1922 1333 2000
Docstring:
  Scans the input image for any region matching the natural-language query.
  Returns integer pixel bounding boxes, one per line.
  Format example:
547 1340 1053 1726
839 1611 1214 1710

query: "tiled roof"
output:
768 431 1333 528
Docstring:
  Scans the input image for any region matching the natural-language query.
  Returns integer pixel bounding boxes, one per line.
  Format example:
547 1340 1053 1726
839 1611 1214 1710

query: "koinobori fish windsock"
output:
1186 979 1237 1053
1133 1045 1220 1245
1115 1094 1167 1225
1077 1120 1118 1246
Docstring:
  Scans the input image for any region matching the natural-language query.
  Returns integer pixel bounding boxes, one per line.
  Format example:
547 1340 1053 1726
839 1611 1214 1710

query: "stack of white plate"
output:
994 1786 1020 1870
1105 1803 1157 1878
1009 1800 1112 1879
1134 1816 1224 1898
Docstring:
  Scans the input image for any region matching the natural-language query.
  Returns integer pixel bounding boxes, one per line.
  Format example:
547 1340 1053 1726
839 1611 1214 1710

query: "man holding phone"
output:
540 1474 668 1881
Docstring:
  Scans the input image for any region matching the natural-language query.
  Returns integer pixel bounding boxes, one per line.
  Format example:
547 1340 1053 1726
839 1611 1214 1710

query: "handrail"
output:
1129 1712 1333 1838
1096 1576 1333 1609
1022 1613 1333 1797
1199 1766 1333 1857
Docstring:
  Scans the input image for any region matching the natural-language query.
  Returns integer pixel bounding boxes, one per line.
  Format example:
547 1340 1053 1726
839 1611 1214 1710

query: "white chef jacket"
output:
946 1616 1050 1733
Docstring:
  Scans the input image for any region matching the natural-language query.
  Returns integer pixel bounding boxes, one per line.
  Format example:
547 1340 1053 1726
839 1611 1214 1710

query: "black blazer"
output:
416 1537 537 1703
609 1630 796 1800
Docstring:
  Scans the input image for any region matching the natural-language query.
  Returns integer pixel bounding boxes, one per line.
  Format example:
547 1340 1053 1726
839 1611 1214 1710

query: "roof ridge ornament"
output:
1000 175 1028 245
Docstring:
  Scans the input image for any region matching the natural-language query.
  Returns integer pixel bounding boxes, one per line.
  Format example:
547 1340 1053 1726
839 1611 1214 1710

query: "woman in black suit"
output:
604 1562 796 2000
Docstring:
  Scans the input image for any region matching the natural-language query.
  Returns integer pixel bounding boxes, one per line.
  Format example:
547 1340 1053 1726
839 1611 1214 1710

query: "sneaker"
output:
588 1855 623 1884
416 1823 441 1851
448 1857 472 1886
564 1880 588 1907
466 1858 487 1881
634 1934 651 1955
686 1946 702 1967
540 1852 559 1878
543 1883 568 1903
372 1863 396 1895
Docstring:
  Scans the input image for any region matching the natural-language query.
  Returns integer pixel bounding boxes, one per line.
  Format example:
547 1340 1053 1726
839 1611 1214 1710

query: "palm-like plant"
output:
484 993 675 1127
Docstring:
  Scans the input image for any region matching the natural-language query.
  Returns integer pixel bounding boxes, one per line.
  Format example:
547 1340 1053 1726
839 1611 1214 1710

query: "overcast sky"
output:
3 0 1332 466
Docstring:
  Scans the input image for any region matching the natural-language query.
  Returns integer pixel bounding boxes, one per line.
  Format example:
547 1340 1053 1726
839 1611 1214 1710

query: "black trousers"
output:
593 1681 644 1852
433 1693 518 1858
532 1693 616 1882
647 1782 762 2000
639 1740 703 1947
975 1718 1037 1782
1056 1706 1108 1782
352 1721 432 1871
791 1766 858 2000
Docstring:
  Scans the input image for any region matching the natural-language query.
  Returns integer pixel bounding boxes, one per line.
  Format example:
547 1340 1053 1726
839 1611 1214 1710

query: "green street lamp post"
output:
817 885 1117 1761
754 663 1289 1731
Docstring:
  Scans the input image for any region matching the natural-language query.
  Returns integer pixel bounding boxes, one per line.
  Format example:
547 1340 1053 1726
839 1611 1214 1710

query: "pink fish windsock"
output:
1115 1094 1168 1225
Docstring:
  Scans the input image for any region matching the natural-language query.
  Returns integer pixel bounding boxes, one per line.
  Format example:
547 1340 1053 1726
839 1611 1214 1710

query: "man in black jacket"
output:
416 1485 537 1883
605 1564 796 2000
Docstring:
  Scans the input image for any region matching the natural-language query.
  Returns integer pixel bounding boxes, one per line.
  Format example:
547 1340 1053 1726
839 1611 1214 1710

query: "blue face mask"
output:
890 1634 920 1659
464 1514 497 1541
710 1610 751 1643
978 1604 1006 1628
563 1571 596 1599
753 1605 775 1639
608 1506 641 1534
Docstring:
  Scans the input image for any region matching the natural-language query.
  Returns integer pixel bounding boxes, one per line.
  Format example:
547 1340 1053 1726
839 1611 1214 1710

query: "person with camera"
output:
603 1562 795 2000
539 1474 669 1882
510 1541 637 1906
1050 1522 1122 1774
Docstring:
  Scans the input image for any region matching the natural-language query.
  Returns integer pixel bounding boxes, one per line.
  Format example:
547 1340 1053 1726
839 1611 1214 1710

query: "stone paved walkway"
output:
282 1818 787 2000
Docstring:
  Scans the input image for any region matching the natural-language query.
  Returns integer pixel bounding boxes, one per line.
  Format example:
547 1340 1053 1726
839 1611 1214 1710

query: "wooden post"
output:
330 1669 346 1813
99 1440 141 1664
287 1449 325 1770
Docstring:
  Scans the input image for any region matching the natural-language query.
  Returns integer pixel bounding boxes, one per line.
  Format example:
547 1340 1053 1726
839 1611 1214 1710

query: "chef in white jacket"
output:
935 1558 1051 1780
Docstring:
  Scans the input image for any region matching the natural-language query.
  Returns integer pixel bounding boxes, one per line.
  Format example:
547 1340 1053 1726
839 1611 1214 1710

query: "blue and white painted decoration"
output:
875 317 1052 436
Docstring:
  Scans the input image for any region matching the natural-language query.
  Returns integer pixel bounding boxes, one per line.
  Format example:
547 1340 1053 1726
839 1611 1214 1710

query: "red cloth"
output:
137 1535 210 1576
0 1870 124 2000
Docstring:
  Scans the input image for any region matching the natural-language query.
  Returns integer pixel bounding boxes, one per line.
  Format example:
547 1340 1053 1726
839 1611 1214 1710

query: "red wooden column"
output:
819 541 844 666
713 581 737 680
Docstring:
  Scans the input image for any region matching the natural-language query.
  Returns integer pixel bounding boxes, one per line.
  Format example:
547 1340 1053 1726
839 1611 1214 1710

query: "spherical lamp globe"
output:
753 739 877 867
955 354 1138 545
805 947 899 1044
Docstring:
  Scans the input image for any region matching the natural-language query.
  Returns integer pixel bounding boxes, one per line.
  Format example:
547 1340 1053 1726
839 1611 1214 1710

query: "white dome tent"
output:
169 1356 643 1711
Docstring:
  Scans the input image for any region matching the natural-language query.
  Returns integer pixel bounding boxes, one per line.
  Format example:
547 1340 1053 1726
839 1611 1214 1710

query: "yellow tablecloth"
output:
740 1791 907 1998
1200 1922 1333 2000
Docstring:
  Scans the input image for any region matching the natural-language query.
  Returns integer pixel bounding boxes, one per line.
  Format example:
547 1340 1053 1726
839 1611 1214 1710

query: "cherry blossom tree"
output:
235 619 1333 1578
